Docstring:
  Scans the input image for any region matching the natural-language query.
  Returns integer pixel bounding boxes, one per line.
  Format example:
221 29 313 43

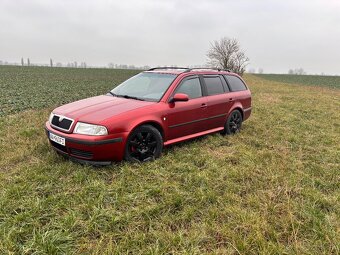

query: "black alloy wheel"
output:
222 110 243 135
125 125 163 162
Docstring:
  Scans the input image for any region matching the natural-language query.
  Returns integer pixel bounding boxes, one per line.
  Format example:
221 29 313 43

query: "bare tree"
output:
21 57 24 66
234 52 249 75
50 58 53 67
258 68 264 74
207 37 249 76
27 58 30 66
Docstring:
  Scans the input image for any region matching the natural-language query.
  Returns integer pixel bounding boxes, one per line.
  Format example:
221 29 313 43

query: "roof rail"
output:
147 67 189 71
146 67 231 73
185 67 231 72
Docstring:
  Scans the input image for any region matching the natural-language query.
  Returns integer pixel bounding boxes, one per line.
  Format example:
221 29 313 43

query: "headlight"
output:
49 112 54 124
73 122 108 136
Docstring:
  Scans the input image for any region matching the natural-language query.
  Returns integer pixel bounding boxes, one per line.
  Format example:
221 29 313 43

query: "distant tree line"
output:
288 68 306 75
247 68 264 74
107 63 150 70
0 58 328 76
17 58 88 68
0 58 149 69
247 68 308 75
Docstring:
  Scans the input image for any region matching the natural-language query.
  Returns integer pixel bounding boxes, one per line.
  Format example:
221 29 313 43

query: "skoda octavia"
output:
45 67 252 165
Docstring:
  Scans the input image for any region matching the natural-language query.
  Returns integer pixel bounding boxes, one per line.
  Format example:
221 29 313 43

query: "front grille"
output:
51 114 73 131
69 148 93 159
50 140 67 153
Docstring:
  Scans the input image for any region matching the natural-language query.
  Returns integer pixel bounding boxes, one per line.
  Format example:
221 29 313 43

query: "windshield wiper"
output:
109 92 145 101
118 94 145 101
108 91 117 97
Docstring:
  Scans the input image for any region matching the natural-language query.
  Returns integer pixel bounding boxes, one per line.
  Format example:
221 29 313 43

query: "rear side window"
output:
203 76 224 96
176 77 202 99
225 75 247 91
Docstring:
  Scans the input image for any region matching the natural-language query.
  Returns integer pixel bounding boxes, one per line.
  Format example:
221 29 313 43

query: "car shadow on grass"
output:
45 130 238 169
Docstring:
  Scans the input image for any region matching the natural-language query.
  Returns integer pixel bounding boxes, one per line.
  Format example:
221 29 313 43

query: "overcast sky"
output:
1 0 339 74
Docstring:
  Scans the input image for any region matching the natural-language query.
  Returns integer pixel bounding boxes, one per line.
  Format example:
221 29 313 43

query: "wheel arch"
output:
130 120 165 139
228 105 244 119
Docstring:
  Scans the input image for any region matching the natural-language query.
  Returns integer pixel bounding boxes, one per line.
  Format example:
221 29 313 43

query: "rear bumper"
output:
45 122 128 163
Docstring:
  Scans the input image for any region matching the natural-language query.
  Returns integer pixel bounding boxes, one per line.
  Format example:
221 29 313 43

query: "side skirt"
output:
164 127 224 146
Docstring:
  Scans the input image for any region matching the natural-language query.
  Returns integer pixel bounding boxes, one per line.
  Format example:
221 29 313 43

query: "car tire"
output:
124 125 163 162
221 110 243 135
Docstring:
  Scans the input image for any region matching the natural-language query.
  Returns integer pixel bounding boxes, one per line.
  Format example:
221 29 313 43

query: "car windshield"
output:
110 72 177 101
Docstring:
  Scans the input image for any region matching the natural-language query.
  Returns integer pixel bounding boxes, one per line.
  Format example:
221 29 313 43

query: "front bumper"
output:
45 122 128 163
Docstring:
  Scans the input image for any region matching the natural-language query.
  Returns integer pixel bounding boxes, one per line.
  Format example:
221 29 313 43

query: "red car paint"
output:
45 69 251 164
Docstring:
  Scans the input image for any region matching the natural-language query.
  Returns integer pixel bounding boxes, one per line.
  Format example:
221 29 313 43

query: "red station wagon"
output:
45 67 252 165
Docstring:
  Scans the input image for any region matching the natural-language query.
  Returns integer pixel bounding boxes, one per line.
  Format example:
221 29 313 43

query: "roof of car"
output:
144 67 236 76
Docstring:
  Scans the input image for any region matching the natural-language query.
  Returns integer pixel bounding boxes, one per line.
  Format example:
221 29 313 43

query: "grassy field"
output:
0 67 339 254
255 73 340 89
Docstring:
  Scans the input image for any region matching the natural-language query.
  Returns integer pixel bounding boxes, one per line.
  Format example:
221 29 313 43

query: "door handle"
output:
200 103 207 108
228 98 234 102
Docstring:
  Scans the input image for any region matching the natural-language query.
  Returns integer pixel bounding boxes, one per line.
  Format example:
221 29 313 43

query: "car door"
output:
201 75 233 130
165 76 208 140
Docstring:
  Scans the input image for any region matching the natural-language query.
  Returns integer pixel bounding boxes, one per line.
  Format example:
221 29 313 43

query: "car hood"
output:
54 95 156 123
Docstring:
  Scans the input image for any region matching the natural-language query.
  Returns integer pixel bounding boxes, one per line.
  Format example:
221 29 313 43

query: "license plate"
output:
49 132 65 146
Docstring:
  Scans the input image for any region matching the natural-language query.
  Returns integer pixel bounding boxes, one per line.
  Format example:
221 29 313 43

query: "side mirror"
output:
170 93 189 103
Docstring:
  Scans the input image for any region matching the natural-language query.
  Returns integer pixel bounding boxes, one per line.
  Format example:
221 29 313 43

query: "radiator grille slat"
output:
69 148 93 159
51 114 73 131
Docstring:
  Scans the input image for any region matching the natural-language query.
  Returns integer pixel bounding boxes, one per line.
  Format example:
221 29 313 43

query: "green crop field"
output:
0 66 339 254
0 66 140 117
255 73 340 89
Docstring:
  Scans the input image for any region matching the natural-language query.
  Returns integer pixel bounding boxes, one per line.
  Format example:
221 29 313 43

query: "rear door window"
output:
225 75 247 91
203 76 225 96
